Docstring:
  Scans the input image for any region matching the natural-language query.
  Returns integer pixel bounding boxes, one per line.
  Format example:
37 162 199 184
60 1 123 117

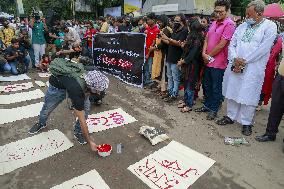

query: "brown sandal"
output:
180 106 192 113
178 103 186 108
178 100 184 104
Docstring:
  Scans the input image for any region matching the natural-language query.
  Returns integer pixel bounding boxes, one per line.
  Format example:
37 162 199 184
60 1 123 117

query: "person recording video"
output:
29 9 48 68
4 38 30 75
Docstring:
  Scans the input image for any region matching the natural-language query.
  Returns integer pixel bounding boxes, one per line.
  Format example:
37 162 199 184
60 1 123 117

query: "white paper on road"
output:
0 74 31 82
50 169 110 189
34 80 46 87
0 129 73 175
128 141 216 189
46 81 49 87
38 73 51 78
0 102 43 125
0 89 44 104
0 82 34 93
87 108 137 133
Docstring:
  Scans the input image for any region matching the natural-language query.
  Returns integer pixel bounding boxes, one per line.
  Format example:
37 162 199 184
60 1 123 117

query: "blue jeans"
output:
1 62 11 72
184 87 195 108
38 85 90 134
144 57 153 86
203 67 225 113
166 62 181 97
28 48 35 67
8 56 30 75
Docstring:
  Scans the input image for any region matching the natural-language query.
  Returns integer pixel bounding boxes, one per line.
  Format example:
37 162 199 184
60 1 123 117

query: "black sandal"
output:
216 116 234 126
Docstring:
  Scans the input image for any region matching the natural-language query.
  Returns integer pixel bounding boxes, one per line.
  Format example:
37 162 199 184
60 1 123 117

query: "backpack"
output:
49 58 86 90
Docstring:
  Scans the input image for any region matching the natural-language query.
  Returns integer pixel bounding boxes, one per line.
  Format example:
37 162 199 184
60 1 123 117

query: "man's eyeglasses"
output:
214 10 226 15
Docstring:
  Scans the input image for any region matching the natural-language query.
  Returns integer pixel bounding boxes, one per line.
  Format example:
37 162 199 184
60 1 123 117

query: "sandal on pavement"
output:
216 116 234 126
178 100 184 104
181 106 192 113
178 103 186 108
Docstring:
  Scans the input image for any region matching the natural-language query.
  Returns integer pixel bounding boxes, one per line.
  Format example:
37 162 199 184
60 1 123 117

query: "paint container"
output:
117 143 122 154
97 144 112 157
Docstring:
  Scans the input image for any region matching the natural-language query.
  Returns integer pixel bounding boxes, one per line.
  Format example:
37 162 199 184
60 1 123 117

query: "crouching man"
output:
28 55 109 152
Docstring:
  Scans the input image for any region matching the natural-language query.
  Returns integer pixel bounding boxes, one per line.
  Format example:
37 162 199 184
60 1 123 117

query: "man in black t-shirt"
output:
28 58 109 152
161 14 188 102
117 17 133 32
45 27 58 55
5 38 30 75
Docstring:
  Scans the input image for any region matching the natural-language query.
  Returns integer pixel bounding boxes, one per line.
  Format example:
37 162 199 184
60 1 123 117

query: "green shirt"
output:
32 22 46 44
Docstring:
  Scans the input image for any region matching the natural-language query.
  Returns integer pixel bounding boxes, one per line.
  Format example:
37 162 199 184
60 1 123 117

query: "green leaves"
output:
231 0 284 17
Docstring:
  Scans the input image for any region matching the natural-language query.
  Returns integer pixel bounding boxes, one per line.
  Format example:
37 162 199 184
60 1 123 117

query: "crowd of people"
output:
141 0 283 147
0 0 284 151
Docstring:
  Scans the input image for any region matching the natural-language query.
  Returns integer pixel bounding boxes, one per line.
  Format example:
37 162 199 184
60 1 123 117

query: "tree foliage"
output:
1 0 284 19
231 0 284 16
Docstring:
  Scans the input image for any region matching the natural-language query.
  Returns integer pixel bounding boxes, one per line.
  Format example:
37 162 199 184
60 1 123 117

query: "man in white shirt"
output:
216 0 277 136
63 25 81 49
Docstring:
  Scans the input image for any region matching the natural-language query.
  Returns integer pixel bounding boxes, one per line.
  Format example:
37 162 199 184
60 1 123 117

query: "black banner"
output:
93 33 146 87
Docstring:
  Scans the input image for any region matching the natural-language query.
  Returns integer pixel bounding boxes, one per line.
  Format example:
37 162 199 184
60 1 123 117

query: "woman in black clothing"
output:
151 14 172 94
177 18 204 112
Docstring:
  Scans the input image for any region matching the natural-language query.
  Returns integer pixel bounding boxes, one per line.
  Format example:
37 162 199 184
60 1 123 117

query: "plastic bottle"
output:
224 137 249 146
117 143 122 153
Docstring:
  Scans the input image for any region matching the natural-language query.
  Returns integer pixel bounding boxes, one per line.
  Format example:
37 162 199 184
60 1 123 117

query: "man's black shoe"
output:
28 123 47 135
195 106 209 113
242 125 252 136
94 100 102 106
74 133 87 145
206 112 217 120
255 134 276 142
164 96 177 103
160 92 170 99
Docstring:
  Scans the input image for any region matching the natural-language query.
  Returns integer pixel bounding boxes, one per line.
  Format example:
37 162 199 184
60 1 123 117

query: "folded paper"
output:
35 81 46 87
38 73 51 78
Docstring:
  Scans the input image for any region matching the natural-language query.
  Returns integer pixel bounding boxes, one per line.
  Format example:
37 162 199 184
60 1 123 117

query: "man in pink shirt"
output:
195 0 235 120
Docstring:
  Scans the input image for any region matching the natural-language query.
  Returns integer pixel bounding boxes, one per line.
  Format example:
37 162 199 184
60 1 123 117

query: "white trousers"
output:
227 99 256 125
33 44 46 66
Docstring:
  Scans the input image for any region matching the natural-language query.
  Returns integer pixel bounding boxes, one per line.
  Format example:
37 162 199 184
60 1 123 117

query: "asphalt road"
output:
0 72 284 189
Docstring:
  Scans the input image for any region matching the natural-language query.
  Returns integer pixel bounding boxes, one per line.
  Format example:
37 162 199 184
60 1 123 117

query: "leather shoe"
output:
255 134 276 142
195 106 209 113
242 125 252 136
206 112 217 120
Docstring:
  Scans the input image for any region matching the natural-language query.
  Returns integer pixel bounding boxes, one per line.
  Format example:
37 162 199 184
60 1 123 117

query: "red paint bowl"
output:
97 144 112 157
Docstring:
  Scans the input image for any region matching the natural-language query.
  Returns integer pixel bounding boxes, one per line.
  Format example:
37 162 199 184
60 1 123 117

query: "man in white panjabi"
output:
216 0 277 136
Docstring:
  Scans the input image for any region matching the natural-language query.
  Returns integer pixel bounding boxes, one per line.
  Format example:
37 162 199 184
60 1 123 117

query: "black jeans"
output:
266 75 284 135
